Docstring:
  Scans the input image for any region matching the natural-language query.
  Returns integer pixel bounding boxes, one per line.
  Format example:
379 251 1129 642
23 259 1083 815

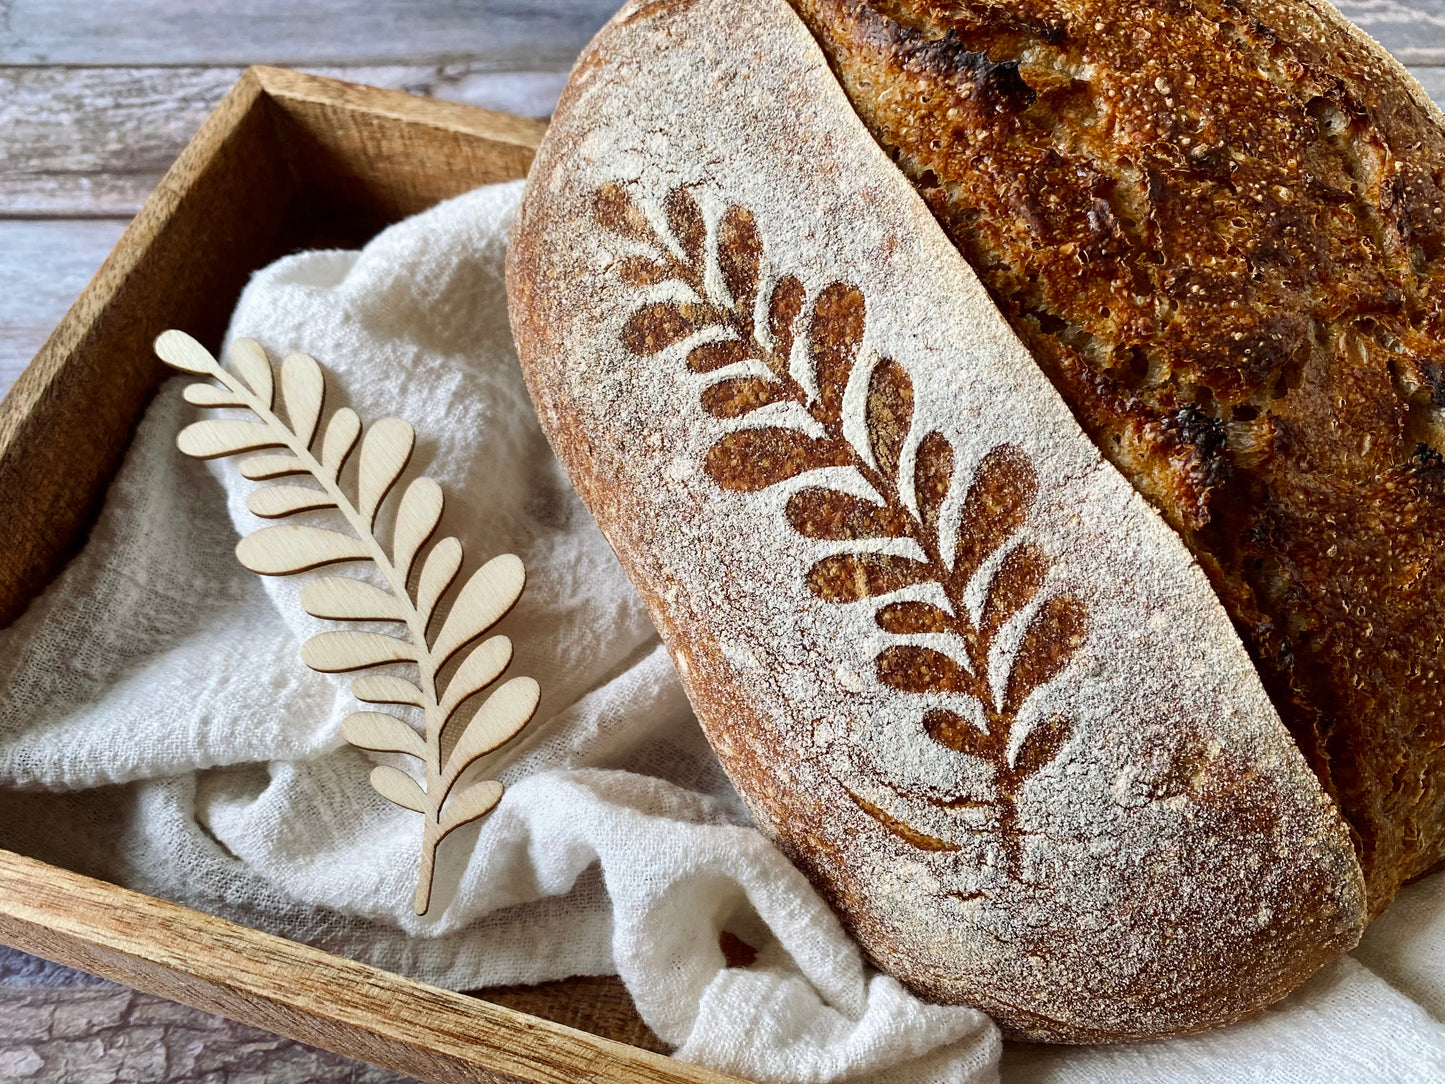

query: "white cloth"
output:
0 181 1438 1084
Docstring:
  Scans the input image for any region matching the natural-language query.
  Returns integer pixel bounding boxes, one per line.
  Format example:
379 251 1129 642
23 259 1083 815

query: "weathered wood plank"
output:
3 56 1440 221
0 0 1438 66
0 65 567 217
1407 64 1445 105
0 983 412 1083
0 0 619 66
1334 1 1445 64
0 849 729 1084
0 220 130 396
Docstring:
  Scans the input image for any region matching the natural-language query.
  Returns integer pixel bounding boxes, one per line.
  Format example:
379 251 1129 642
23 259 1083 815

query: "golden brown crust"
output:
786 0 1445 918
507 0 1366 1040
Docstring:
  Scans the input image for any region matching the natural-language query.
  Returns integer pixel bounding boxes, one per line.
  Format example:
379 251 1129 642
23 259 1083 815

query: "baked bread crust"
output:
785 0 1445 918
508 0 1366 1041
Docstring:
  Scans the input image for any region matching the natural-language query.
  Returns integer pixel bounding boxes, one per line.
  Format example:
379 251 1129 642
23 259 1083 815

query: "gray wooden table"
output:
1 1 1442 1080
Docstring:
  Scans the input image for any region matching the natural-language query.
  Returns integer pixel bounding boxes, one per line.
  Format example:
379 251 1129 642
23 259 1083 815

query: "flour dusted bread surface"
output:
507 0 1365 1042
787 0 1444 928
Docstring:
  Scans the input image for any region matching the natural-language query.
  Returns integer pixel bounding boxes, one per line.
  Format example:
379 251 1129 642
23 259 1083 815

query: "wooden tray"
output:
0 66 741 1084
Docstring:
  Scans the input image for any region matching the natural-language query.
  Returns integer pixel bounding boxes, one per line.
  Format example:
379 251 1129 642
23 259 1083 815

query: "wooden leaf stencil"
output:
321 408 362 477
178 419 282 460
157 331 541 915
240 454 307 480
352 674 425 708
238 525 370 575
231 339 274 409
343 712 428 760
246 484 333 519
439 779 505 838
299 577 409 623
281 352 326 449
597 184 1090 874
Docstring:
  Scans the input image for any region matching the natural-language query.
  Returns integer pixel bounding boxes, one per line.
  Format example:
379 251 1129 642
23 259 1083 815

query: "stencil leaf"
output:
183 383 244 407
700 377 790 418
240 454 307 480
923 709 996 758
1003 593 1089 714
432 554 526 668
439 779 504 838
301 630 416 672
847 789 961 852
231 339 274 408
321 408 362 477
237 524 369 574
619 255 673 287
766 276 806 377
281 352 325 448
393 477 444 583
439 636 513 724
866 359 913 482
417 537 463 623
785 488 908 540
1014 714 1072 777
876 645 974 695
665 186 705 266
875 600 953 635
351 674 424 708
357 418 415 525
300 576 409 623
623 301 707 356
955 443 1038 586
717 205 761 318
342 712 427 760
246 484 333 519
154 330 219 375
443 677 540 787
687 340 749 373
810 283 865 423
806 552 933 601
178 419 281 459
593 183 655 241
705 428 851 491
370 765 426 814
913 431 954 540
981 543 1048 638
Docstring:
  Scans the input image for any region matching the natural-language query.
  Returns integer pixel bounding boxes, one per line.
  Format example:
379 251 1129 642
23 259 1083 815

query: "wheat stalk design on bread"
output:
598 183 1089 874
155 331 539 915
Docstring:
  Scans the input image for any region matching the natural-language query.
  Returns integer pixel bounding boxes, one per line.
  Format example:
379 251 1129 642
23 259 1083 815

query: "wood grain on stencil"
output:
0 850 722 1084
159 331 540 915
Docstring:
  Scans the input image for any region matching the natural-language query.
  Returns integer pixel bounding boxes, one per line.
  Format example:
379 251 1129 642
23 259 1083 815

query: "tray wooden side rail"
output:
0 66 546 630
0 849 727 1084
0 68 728 1083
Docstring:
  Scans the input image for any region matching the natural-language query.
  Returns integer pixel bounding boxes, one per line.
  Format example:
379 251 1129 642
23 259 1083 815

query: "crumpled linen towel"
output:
0 179 1439 1084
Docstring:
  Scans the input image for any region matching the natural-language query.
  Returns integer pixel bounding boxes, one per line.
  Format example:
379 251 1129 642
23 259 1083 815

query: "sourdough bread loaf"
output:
506 0 1381 1042
786 0 1444 930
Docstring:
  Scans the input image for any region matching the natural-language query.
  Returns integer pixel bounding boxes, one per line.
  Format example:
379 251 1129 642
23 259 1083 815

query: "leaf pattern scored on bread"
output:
156 331 538 915
597 184 1089 874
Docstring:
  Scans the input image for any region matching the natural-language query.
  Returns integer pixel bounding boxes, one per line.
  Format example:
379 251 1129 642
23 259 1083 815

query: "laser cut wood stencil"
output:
156 330 539 915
